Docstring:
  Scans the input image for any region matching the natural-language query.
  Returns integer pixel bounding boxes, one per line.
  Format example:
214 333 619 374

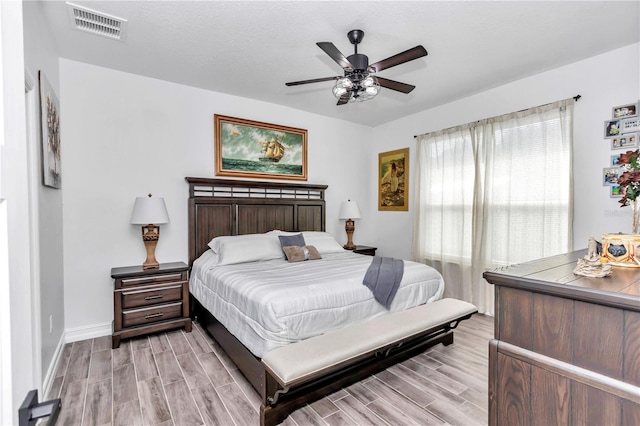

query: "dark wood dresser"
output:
483 250 640 425
111 262 192 348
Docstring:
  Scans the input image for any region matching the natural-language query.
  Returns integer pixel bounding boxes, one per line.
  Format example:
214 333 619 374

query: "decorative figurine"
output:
573 236 612 278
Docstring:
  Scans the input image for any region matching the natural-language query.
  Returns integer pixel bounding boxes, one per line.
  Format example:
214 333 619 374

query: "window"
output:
414 100 574 314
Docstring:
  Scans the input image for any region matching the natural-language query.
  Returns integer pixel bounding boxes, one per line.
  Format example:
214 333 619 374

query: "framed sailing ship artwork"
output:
214 115 308 181
378 148 409 211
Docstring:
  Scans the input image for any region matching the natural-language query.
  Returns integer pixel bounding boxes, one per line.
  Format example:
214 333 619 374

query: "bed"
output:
190 242 445 358
186 177 464 425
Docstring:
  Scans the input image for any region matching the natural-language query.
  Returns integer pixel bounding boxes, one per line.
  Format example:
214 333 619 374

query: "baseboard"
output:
41 334 65 399
64 322 112 343
41 322 112 399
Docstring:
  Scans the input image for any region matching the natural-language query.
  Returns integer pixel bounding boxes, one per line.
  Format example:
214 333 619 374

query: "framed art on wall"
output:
604 119 622 138
603 167 622 186
378 148 409 211
611 185 622 198
214 114 307 181
612 102 638 119
39 71 62 188
611 133 638 150
620 117 640 134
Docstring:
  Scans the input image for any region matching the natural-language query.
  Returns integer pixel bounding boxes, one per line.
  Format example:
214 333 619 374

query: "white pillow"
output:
207 233 284 265
301 232 346 254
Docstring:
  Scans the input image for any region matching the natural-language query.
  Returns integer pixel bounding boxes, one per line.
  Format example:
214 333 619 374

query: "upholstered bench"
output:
260 298 478 426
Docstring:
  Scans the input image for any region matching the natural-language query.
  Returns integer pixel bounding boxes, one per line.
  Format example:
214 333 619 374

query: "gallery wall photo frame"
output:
611 185 622 198
612 101 638 119
611 132 638 150
620 117 640 134
603 167 622 186
39 71 62 189
604 119 622 139
214 114 307 181
611 154 621 167
378 147 409 211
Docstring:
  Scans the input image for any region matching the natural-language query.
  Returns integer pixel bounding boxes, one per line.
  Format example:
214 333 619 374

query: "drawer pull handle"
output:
144 295 164 301
144 313 164 320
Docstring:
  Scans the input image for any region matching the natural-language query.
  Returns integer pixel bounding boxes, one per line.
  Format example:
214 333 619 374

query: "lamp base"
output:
344 219 356 250
141 225 160 269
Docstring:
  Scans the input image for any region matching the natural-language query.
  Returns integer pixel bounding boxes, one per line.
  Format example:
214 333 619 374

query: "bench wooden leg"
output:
442 331 454 346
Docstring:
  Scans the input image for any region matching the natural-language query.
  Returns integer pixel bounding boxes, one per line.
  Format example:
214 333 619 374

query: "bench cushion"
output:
262 298 477 387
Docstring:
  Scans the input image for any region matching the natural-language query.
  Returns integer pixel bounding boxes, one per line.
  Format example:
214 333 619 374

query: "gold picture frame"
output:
378 148 409 211
214 114 308 181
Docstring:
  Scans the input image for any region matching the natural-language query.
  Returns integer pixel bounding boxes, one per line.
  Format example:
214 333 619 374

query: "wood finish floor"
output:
47 314 493 425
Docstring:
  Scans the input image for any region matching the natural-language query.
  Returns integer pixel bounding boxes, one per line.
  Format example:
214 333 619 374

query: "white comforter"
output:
190 250 444 357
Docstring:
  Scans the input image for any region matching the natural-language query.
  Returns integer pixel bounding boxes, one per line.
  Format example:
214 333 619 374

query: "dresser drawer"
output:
122 302 182 328
121 283 184 309
119 272 185 288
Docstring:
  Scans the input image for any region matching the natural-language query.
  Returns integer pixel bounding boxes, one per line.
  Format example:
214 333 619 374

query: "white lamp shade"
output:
130 195 170 225
339 200 361 220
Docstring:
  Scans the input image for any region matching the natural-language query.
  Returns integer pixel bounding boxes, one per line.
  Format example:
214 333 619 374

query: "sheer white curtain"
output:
413 100 574 315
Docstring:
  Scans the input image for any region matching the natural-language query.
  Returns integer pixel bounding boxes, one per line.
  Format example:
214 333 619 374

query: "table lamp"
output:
130 194 170 269
339 199 361 250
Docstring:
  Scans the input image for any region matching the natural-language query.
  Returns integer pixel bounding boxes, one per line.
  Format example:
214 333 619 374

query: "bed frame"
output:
186 177 462 425
186 177 327 389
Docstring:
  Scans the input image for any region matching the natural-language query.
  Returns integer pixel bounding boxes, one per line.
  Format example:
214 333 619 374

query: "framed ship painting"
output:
378 148 409 211
214 115 307 181
39 71 62 188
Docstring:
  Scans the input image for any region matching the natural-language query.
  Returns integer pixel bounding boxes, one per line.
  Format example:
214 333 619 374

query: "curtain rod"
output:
413 94 581 138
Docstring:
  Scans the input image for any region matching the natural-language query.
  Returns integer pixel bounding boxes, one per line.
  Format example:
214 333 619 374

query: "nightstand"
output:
353 245 377 256
111 262 192 349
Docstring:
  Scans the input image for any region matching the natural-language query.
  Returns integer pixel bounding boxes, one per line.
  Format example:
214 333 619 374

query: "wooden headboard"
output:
186 177 327 265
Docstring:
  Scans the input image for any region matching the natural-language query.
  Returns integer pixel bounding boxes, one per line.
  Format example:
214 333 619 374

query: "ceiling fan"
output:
286 29 427 105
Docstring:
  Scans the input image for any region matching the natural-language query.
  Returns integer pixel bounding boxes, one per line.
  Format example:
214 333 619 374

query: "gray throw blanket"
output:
362 256 404 309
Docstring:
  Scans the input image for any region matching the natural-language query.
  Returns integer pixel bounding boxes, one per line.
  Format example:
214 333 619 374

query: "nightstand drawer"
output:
121 283 184 309
122 302 182 328
119 272 184 288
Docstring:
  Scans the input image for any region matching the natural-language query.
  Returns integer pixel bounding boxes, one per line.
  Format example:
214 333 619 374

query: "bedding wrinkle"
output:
190 250 444 357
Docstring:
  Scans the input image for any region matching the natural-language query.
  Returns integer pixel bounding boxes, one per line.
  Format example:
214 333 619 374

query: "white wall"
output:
22 0 65 390
370 43 640 259
0 1 36 422
60 60 374 333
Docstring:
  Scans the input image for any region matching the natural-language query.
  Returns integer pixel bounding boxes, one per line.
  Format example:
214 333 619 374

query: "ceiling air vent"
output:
66 2 127 41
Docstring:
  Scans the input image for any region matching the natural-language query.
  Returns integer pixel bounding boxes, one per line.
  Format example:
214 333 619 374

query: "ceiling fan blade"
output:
337 91 352 105
368 45 428 73
375 76 416 94
317 42 354 70
285 76 341 86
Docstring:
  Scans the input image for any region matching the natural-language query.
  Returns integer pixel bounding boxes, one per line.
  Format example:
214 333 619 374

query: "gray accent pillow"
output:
278 233 306 249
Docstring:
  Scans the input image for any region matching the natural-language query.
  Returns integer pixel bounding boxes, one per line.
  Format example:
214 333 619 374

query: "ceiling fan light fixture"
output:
361 75 376 87
332 77 354 98
355 75 380 102
365 86 379 96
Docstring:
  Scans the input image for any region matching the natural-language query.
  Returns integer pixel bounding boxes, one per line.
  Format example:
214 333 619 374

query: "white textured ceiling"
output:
37 1 640 127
